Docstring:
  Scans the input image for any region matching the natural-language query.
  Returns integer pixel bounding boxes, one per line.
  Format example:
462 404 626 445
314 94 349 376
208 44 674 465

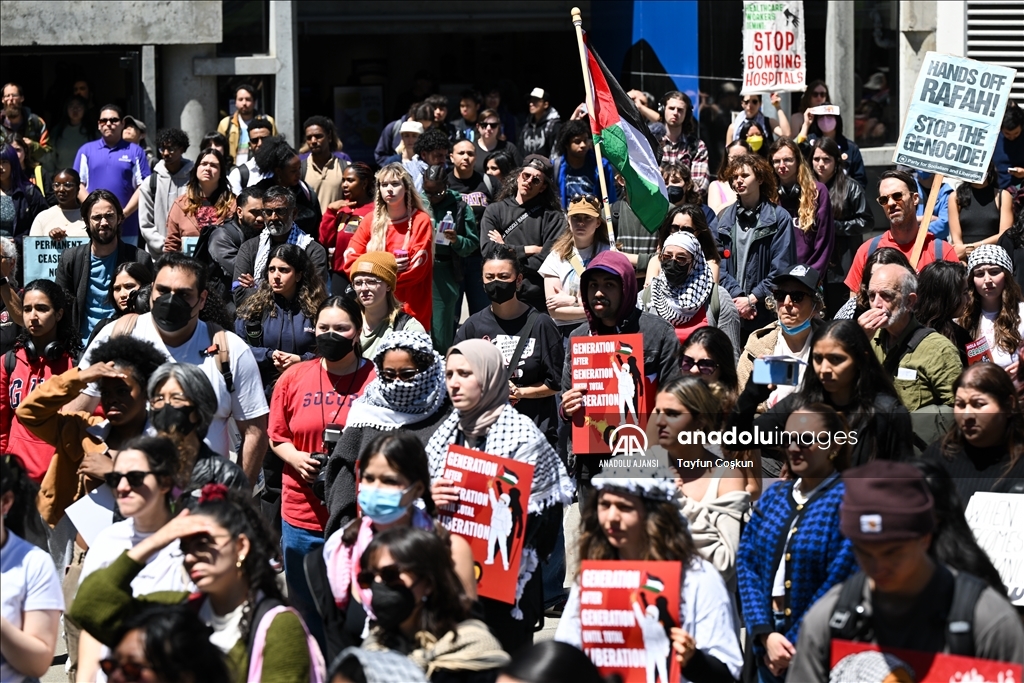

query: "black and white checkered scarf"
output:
650 231 713 325
346 331 447 429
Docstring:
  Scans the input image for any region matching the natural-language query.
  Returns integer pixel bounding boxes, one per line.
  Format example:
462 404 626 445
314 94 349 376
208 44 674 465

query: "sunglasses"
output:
380 368 421 382
680 354 719 375
425 189 447 198
570 193 599 206
98 117 121 124
876 191 907 206
99 659 152 682
811 90 828 97
357 564 405 590
479 122 501 129
520 171 545 186
103 471 152 489
742 99 760 105
773 289 809 304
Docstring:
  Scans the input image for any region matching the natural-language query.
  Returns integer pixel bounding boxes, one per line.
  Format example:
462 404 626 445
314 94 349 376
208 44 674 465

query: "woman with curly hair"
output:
555 466 744 682
71 484 324 683
769 137 834 283
342 162 434 330
717 153 797 337
960 244 1024 373
235 243 326 396
0 279 79 482
164 148 236 253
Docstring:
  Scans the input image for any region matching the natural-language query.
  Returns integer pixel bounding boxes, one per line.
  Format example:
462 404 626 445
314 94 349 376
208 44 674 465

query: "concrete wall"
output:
0 0 222 46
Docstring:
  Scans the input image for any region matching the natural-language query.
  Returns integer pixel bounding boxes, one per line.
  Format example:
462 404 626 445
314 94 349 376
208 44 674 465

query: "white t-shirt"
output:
79 518 192 594
29 205 88 237
977 302 1024 370
556 556 744 682
1 532 65 683
538 243 609 326
79 313 269 456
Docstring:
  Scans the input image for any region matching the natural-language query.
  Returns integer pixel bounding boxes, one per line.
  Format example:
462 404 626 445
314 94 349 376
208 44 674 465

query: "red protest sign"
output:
577 560 682 682
570 333 648 456
831 639 1022 682
966 337 994 365
436 444 534 603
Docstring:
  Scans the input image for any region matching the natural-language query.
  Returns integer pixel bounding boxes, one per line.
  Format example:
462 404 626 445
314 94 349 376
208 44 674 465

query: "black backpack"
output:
828 570 988 656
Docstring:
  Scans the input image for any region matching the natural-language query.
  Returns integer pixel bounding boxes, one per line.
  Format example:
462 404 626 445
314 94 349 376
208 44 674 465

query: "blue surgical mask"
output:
358 485 413 524
780 317 812 336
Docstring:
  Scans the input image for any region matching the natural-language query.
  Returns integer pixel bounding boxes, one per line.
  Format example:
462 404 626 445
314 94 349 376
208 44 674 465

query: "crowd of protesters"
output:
1 75 1023 683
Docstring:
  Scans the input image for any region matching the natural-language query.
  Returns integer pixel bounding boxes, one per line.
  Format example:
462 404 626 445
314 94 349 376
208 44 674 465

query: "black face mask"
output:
667 186 686 204
151 293 196 333
151 405 198 436
370 580 417 631
484 279 517 304
661 259 691 286
317 332 354 362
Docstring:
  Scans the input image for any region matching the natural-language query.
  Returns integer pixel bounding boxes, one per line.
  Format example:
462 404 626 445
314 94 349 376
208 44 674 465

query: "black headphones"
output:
24 339 65 363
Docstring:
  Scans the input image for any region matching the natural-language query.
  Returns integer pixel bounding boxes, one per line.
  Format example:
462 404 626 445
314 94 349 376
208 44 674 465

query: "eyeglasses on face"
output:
53 181 78 189
811 90 828 98
352 278 383 289
150 393 191 409
520 171 544 186
742 99 760 106
357 564 407 590
425 188 447 198
876 191 906 206
773 289 809 304
104 471 153 489
98 117 121 124
479 121 501 129
99 658 152 682
680 354 718 375
380 367 422 382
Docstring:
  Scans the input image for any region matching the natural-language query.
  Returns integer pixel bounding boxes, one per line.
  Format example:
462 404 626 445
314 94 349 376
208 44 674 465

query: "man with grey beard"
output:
232 185 328 307
859 262 962 434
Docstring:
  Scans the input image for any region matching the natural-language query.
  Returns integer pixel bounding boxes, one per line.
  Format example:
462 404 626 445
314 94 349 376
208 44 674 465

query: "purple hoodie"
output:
778 180 835 282
579 251 639 329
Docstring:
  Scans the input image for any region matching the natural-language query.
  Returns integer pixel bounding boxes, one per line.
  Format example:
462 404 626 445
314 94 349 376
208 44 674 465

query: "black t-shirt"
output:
455 306 564 446
447 170 494 226
922 439 1024 502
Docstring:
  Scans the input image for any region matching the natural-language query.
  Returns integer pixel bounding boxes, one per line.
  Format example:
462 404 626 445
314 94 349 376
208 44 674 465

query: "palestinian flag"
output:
615 342 634 356
642 573 665 593
498 467 519 486
585 38 669 233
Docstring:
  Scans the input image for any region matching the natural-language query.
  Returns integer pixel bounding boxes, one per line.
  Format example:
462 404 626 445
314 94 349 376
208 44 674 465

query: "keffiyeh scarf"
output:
651 231 714 325
347 331 447 430
253 224 314 280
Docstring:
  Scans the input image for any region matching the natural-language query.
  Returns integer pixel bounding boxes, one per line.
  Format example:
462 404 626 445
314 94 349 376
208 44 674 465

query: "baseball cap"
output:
523 154 553 179
772 264 820 292
123 115 146 133
841 461 935 542
529 87 549 101
399 120 424 135
567 193 601 218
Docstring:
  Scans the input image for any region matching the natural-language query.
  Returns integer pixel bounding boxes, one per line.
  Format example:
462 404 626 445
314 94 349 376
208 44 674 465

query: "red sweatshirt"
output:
1 347 75 482
319 202 374 273
342 210 434 331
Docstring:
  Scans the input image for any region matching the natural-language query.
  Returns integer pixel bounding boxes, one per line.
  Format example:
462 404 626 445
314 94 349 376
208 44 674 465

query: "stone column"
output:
899 1 937 128
141 45 157 133
270 1 299 146
162 43 218 161
825 1 856 119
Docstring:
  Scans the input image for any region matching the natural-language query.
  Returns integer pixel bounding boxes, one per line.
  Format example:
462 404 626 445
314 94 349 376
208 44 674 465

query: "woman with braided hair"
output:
70 483 323 683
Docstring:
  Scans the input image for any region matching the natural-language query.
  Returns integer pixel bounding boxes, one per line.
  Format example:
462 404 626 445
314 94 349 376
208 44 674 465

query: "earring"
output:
236 555 246 569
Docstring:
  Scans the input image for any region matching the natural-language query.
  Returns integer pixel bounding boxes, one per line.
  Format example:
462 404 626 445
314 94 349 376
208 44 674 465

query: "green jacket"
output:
70 552 311 683
871 316 962 412
428 190 479 259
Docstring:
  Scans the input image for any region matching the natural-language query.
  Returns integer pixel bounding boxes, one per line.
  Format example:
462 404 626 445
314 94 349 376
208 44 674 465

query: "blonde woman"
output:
768 137 834 281
343 163 434 331
349 251 425 358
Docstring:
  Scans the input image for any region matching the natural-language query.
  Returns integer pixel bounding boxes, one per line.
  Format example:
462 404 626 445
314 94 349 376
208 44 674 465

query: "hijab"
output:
651 231 714 325
447 339 509 442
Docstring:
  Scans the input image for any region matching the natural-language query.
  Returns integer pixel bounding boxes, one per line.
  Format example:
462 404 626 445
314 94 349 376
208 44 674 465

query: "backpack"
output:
111 313 235 393
828 570 987 657
866 233 943 266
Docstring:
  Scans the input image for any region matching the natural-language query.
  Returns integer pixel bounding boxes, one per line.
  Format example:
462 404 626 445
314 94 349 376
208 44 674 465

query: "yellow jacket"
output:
217 112 278 160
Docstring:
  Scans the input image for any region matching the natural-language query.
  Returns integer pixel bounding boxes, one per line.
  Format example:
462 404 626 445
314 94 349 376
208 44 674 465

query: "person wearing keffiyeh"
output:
429 339 573 655
640 230 741 352
323 330 453 536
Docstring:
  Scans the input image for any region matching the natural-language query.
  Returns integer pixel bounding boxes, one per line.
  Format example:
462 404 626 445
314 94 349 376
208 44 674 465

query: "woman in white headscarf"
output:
641 230 741 353
428 339 574 655
324 330 451 536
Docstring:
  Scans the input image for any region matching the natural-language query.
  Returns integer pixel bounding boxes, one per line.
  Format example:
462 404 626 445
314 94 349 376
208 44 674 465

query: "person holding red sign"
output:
787 460 1024 682
555 466 744 682
428 339 573 654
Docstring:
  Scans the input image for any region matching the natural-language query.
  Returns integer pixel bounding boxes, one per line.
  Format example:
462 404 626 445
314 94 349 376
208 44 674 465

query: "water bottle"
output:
436 210 455 245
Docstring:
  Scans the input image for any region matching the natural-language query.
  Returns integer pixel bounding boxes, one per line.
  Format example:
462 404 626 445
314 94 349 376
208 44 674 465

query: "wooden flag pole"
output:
909 172 943 269
571 6 617 247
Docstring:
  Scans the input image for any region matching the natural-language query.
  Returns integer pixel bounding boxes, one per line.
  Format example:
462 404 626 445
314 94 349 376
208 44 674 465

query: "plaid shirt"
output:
661 134 709 192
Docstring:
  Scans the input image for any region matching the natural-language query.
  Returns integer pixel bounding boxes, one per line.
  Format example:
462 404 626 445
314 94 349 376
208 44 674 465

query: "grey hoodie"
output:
139 157 193 257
